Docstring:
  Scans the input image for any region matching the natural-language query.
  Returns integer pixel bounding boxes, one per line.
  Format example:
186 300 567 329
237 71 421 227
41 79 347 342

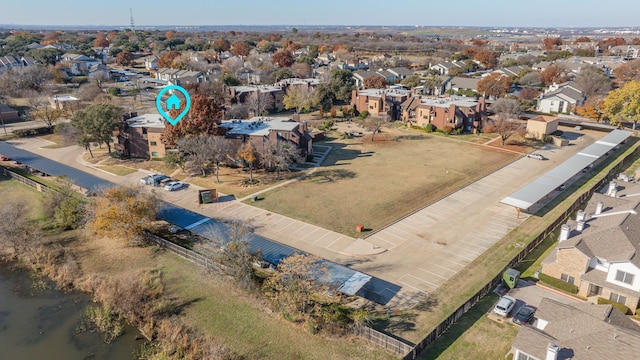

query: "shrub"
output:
359 110 369 119
455 128 463 135
109 151 124 159
538 273 579 294
107 87 121 96
442 126 454 134
14 127 50 137
319 120 334 131
424 123 436 132
72 76 89 85
597 297 631 315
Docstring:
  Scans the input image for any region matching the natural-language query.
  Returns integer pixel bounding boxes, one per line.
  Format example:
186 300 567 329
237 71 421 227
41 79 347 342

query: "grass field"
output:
96 165 137 176
418 294 519 360
250 127 519 237
0 178 395 360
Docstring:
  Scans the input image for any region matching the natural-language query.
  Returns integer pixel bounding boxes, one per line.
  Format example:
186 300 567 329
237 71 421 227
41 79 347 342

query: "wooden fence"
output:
354 326 414 355
2 166 49 193
143 232 221 273
402 145 640 360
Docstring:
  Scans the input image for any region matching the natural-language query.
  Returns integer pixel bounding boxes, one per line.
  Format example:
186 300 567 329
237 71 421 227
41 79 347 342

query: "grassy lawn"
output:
384 140 640 343
39 134 73 149
418 294 519 360
0 174 44 219
96 165 137 176
250 127 519 237
181 168 301 198
1 178 396 360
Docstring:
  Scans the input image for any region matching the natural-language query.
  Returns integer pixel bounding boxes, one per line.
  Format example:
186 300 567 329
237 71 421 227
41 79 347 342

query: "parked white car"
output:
493 295 516 317
164 181 186 191
527 153 544 160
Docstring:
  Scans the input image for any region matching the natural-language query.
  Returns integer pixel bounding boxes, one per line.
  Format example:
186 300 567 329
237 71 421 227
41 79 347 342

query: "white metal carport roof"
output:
501 129 632 211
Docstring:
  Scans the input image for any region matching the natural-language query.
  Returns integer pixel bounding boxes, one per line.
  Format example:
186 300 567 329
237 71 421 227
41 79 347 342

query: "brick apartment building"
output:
220 115 313 158
350 88 412 120
115 113 167 159
401 95 487 133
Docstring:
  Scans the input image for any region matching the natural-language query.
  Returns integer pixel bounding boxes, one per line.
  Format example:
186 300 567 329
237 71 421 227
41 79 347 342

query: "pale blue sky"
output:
1 0 637 28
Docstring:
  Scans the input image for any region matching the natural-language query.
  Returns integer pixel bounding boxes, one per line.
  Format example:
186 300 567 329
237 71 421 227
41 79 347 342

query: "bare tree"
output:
210 136 232 183
225 103 249 119
575 65 612 97
0 66 53 97
260 141 302 180
222 56 244 75
364 116 390 141
484 115 524 146
212 220 258 291
27 90 65 133
177 136 214 177
491 98 522 117
77 83 105 102
246 92 274 116
0 200 34 258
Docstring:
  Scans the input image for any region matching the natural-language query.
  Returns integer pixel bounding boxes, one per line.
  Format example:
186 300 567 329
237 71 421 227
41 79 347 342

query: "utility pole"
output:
130 8 135 33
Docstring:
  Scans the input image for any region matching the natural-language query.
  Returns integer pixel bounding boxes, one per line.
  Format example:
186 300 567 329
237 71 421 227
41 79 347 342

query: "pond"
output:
0 266 142 359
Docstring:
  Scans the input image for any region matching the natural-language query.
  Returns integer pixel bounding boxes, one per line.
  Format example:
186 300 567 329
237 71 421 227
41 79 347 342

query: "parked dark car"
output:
512 305 536 325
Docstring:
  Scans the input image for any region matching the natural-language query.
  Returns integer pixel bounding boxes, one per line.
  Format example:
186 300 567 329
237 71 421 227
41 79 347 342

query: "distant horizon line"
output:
2 24 640 30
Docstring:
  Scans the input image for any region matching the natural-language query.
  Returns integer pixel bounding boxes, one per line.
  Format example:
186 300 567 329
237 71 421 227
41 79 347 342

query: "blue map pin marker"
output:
156 85 191 126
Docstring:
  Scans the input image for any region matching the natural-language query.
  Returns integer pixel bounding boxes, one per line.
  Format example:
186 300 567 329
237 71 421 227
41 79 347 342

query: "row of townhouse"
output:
155 68 209 86
0 55 40 73
350 87 487 133
351 67 414 87
510 297 640 360
542 179 640 314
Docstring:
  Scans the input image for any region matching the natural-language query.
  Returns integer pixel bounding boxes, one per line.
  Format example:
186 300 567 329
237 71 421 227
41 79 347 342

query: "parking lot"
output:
489 279 582 325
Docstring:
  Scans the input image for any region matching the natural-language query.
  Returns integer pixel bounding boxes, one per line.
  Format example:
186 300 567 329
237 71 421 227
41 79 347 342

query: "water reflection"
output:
0 267 141 359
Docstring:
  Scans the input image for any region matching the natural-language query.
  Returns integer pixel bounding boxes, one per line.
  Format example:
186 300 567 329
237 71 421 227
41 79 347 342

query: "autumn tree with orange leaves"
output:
85 186 158 243
477 73 512 98
363 75 389 89
162 94 225 145
272 50 294 67
157 51 181 68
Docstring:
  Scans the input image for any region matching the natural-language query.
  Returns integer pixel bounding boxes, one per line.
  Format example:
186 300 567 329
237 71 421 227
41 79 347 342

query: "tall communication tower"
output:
130 8 135 33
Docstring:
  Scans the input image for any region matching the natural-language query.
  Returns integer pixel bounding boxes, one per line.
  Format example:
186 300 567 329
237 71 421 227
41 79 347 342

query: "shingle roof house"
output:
511 297 640 360
542 179 640 314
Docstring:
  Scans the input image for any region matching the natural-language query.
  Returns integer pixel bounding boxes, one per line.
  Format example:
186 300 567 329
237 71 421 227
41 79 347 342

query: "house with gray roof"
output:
444 76 481 94
537 81 585 114
541 179 640 314
60 53 101 75
0 55 22 73
387 67 413 80
429 60 466 75
155 68 209 87
493 65 531 77
511 297 640 360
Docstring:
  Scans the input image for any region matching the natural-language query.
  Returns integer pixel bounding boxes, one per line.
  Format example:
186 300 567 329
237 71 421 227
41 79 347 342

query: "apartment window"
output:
609 292 627 305
151 151 159 157
142 128 148 134
560 273 575 285
150 141 157 146
615 270 635 285
517 352 535 360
